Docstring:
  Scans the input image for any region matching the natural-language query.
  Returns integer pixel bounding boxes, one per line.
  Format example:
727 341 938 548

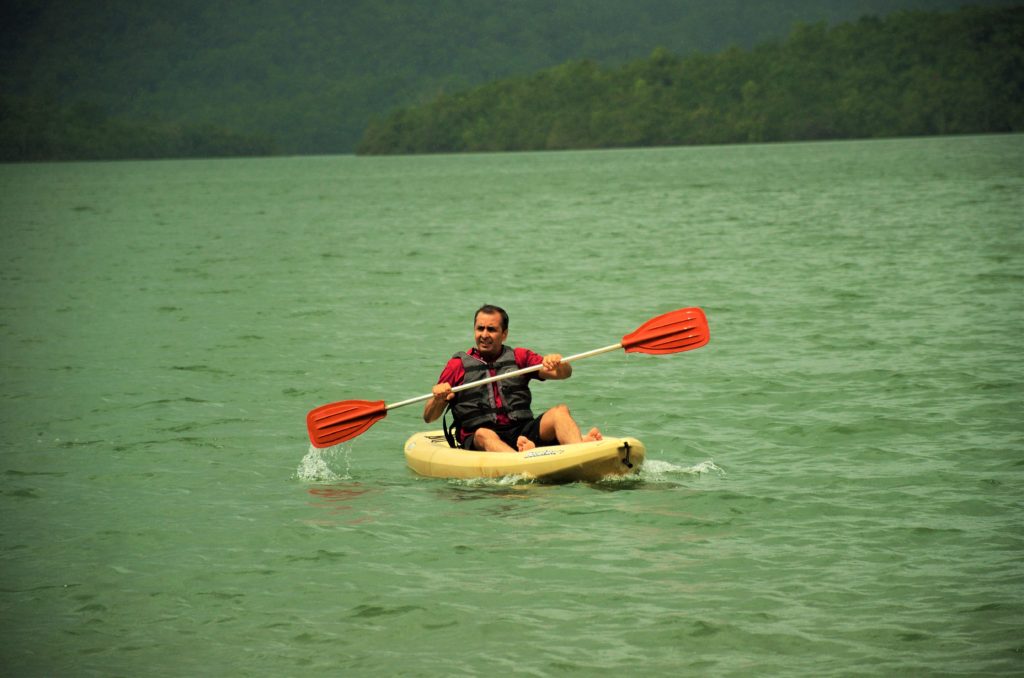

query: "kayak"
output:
403 430 645 483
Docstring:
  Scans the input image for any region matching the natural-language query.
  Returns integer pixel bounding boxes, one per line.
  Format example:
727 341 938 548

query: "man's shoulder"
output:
513 346 543 367
438 354 467 385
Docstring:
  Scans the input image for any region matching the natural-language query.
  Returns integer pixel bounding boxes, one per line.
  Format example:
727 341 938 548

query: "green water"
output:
2 136 1022 676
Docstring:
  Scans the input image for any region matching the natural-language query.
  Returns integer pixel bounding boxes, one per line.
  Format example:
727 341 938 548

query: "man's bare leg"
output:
471 428 516 452
538 404 602 445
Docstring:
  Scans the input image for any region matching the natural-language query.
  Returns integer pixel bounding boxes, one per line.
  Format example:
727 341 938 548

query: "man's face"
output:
474 311 508 360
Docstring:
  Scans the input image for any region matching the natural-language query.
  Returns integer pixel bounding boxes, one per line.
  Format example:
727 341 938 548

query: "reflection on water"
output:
304 483 375 526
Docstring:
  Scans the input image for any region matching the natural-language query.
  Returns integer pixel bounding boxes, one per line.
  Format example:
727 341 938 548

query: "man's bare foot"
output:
582 427 603 442
517 436 536 452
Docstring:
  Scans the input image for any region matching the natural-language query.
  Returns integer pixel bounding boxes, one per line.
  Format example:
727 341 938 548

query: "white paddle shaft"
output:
385 342 623 411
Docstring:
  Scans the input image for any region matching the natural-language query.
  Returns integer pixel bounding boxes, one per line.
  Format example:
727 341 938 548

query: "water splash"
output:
295 444 353 482
446 474 535 488
641 459 725 481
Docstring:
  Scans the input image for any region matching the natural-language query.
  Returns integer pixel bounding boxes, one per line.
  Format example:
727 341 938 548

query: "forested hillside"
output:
1 0 1018 160
358 5 1024 154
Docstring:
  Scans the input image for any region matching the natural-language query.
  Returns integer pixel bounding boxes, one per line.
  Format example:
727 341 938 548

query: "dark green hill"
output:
357 5 1024 154
1 0 1018 160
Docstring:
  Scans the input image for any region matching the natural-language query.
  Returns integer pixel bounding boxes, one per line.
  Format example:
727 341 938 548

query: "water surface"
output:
1 135 1022 675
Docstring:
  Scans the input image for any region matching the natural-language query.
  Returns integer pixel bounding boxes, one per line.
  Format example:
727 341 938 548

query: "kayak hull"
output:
403 431 645 482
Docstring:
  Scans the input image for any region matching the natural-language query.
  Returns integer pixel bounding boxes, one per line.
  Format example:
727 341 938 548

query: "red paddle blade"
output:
621 307 709 355
306 399 387 448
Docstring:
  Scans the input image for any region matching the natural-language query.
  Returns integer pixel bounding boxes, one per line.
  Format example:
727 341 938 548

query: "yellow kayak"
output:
403 430 645 482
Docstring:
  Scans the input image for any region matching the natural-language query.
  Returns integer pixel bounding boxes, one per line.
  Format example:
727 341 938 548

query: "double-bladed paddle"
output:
306 306 709 448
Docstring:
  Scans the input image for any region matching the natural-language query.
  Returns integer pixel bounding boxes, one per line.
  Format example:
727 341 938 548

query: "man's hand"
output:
432 382 454 402
424 382 454 423
540 354 572 379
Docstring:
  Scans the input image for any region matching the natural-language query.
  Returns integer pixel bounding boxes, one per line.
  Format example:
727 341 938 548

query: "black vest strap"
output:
442 404 459 448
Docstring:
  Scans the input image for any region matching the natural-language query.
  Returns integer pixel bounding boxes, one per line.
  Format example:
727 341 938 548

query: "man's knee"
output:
550 403 571 419
471 427 497 449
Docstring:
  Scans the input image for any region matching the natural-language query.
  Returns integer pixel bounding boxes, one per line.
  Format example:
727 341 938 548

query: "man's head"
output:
473 304 509 360
474 304 508 331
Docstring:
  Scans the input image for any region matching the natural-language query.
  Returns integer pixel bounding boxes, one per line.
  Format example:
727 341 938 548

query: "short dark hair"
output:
474 304 509 331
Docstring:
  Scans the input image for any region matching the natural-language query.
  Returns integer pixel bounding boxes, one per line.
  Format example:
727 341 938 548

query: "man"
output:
423 304 602 452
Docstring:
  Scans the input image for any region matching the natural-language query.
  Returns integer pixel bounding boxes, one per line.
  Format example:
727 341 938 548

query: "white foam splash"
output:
641 459 725 480
448 473 535 487
295 444 352 482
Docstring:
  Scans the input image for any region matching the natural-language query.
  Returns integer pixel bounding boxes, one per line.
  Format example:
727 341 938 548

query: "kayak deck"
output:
403 431 645 482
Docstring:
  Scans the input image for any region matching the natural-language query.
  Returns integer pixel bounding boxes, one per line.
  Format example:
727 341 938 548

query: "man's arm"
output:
423 383 453 423
424 357 463 422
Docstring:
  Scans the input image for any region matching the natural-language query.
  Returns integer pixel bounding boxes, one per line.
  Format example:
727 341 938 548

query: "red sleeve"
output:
438 356 465 386
514 347 545 379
